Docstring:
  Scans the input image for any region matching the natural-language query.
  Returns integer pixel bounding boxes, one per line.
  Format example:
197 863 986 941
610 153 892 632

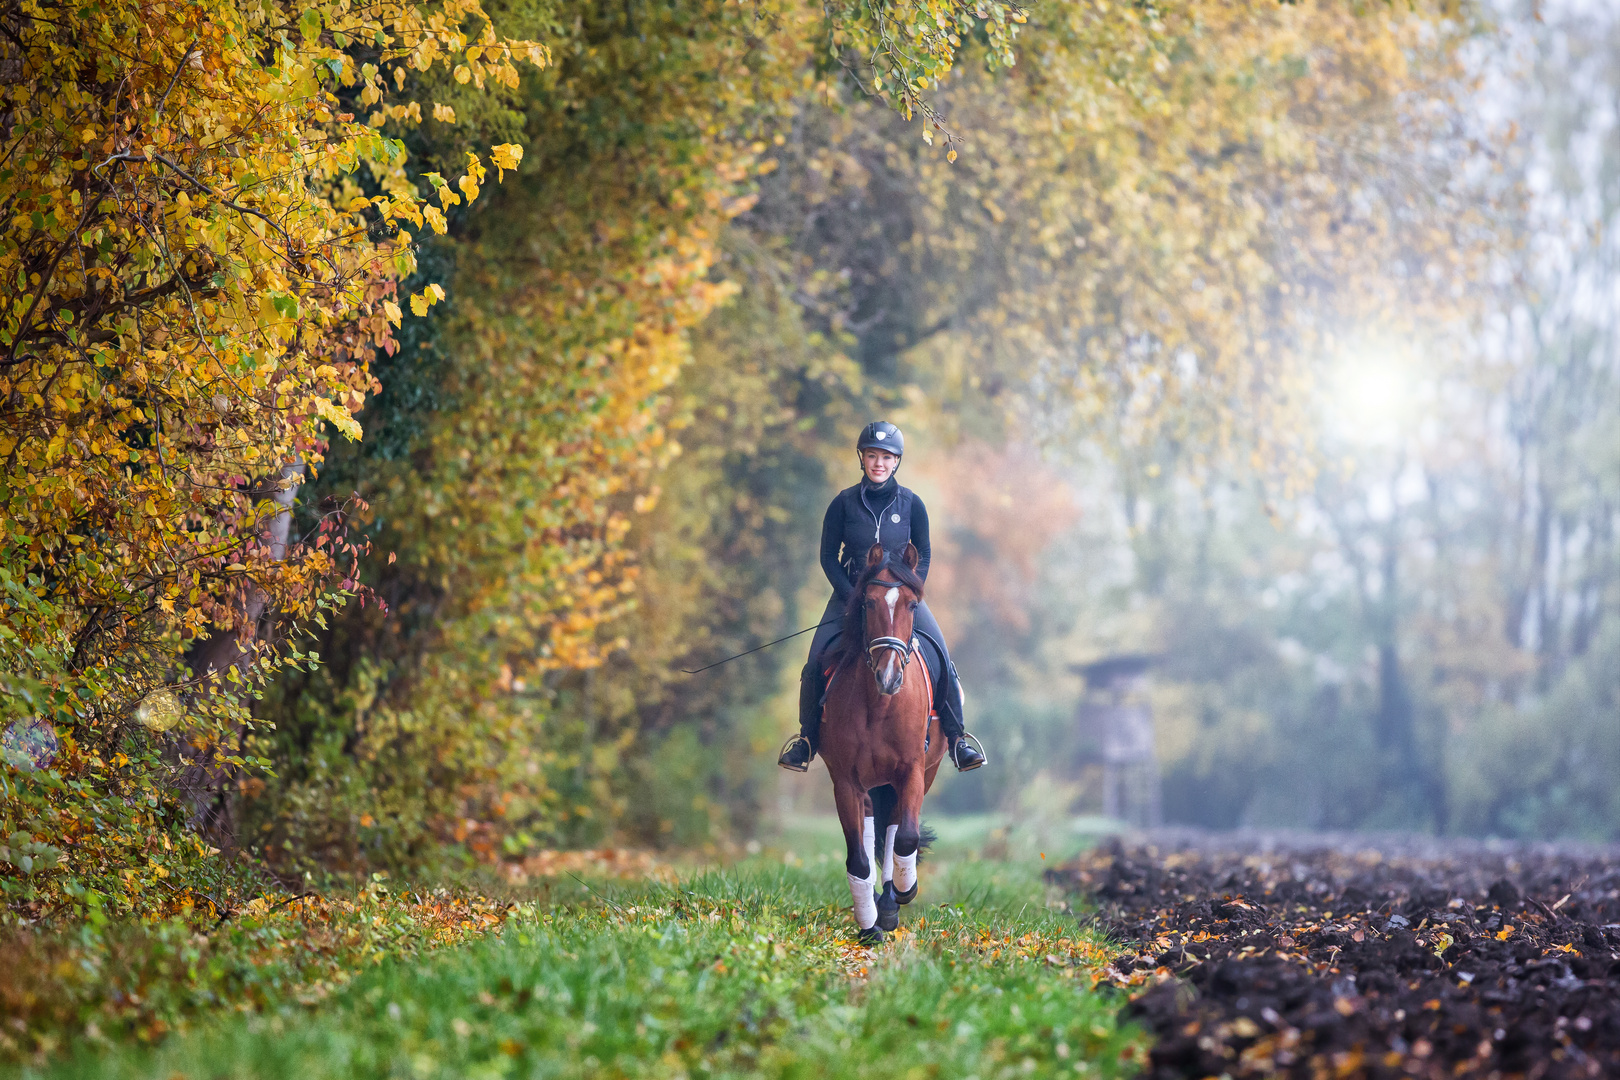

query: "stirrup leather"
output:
951 731 987 771
777 734 813 773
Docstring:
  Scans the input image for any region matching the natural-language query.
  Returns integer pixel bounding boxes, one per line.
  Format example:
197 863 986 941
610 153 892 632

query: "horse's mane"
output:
833 552 925 671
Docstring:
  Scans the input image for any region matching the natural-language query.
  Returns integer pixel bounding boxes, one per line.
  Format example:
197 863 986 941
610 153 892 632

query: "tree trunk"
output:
177 461 304 846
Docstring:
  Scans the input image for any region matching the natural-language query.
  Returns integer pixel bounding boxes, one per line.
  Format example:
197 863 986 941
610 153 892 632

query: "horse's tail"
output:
917 822 937 862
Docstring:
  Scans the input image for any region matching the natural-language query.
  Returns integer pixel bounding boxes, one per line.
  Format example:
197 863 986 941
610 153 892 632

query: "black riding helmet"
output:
857 421 904 457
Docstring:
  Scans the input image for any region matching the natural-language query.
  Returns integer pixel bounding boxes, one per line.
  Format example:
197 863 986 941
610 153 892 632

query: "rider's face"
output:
860 448 899 484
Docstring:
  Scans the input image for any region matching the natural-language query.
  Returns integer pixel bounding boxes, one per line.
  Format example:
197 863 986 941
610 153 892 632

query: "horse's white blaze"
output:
884 651 898 683
895 850 918 892
847 872 878 929
885 587 898 619
883 824 898 883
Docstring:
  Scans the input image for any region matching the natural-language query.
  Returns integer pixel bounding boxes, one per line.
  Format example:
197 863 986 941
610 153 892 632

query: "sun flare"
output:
1327 350 1416 443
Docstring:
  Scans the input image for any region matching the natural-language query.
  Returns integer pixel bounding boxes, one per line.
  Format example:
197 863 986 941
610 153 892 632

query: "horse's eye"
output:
910 601 919 610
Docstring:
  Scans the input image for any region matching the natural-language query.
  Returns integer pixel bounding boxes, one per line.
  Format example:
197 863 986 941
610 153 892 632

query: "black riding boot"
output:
777 662 823 772
937 661 986 772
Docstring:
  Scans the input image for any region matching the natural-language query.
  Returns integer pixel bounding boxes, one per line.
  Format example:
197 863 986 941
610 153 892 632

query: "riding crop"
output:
679 619 840 674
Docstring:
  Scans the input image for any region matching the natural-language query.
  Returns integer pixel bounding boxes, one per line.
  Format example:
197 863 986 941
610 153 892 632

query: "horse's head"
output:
847 542 924 695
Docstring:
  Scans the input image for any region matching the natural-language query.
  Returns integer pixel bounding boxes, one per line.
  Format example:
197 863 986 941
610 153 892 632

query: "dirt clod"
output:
1053 833 1620 1079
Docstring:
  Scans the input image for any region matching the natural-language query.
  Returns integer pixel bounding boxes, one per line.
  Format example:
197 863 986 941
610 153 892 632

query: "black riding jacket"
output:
819 477 931 603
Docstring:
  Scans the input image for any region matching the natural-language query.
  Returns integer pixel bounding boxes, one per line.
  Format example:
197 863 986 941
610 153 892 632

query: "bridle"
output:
863 578 915 677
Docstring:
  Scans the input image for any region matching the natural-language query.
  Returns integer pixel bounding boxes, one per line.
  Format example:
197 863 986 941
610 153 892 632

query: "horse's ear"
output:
866 543 885 568
901 542 919 570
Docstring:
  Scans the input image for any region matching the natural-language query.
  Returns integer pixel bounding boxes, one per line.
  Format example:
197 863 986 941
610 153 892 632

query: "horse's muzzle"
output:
867 636 910 695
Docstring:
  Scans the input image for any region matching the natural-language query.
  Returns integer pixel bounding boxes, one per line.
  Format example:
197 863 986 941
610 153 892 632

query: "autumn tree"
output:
0 0 538 911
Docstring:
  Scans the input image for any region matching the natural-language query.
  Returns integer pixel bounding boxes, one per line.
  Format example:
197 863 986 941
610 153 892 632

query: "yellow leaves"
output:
409 283 446 318
460 153 487 203
432 103 457 124
391 200 424 228
490 143 523 180
313 397 364 441
0 0 539 881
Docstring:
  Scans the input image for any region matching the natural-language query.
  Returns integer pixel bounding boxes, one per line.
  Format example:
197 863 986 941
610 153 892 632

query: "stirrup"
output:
951 732 987 772
777 734 813 773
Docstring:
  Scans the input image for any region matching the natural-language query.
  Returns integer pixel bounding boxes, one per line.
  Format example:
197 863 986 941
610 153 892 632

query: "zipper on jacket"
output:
862 488 899 544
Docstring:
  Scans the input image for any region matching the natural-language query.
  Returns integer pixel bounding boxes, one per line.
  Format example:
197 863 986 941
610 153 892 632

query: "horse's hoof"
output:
876 882 900 931
857 924 887 946
894 883 918 905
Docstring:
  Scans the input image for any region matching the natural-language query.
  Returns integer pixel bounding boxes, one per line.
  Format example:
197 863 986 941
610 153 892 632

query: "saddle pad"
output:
913 632 944 690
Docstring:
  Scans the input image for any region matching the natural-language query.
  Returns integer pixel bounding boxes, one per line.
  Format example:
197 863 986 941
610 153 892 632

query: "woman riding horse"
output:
778 421 987 774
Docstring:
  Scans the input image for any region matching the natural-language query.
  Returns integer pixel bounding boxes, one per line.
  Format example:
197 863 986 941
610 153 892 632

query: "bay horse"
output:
820 541 946 943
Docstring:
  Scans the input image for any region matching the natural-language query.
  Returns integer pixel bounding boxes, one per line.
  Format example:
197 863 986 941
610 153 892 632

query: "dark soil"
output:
1052 832 1620 1079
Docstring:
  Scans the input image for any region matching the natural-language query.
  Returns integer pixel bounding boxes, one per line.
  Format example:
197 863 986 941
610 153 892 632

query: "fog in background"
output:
778 0 1620 842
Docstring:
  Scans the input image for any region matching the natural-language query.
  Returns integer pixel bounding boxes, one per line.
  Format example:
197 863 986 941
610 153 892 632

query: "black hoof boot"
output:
777 735 813 773
950 733 987 772
876 881 900 931
856 924 887 946
894 882 918 905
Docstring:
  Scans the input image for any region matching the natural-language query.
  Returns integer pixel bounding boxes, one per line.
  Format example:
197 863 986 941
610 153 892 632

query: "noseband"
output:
864 578 914 677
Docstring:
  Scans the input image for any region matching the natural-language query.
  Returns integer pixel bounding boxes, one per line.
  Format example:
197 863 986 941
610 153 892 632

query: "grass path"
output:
19 850 1144 1079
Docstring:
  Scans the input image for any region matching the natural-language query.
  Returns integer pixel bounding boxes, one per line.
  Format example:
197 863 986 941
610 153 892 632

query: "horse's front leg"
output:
869 784 901 931
862 790 877 890
834 778 882 941
892 766 927 905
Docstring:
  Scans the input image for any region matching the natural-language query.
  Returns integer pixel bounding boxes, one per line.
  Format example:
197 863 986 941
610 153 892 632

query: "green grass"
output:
764 811 1121 870
18 852 1143 1079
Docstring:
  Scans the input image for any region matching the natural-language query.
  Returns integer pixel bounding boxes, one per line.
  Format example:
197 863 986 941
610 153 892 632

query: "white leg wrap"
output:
848 871 878 929
863 815 876 884
883 824 898 883
895 850 918 893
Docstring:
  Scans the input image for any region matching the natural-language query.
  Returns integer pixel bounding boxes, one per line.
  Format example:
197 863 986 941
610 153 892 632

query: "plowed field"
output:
1053 833 1620 1079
